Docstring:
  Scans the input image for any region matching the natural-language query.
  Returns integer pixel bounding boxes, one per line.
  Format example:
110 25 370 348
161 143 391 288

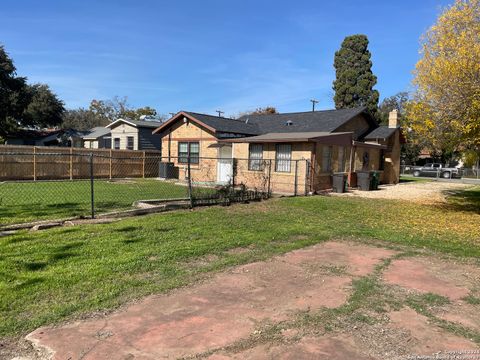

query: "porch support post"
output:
348 143 356 187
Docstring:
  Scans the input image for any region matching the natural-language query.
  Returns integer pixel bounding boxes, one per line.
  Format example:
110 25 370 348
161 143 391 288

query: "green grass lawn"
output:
0 179 191 226
0 186 479 338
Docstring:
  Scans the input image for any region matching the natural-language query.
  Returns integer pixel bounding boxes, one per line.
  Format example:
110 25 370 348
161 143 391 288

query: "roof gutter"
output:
352 140 387 149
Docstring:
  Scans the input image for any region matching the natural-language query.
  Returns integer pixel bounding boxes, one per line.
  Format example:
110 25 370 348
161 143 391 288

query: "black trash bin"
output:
332 173 347 193
357 171 372 191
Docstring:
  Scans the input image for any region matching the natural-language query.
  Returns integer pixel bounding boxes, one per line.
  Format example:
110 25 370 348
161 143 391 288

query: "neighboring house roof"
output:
238 107 372 134
106 118 162 129
5 128 63 140
153 107 375 137
363 126 398 140
82 127 111 140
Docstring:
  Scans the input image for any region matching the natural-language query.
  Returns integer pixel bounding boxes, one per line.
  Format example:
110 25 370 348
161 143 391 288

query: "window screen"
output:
114 138 120 150
338 146 345 172
248 144 263 171
275 144 291 172
322 146 332 172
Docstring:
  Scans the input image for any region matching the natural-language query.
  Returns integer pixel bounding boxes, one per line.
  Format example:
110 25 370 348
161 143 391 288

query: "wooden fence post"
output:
109 149 112 180
69 147 73 180
33 146 37 181
142 151 146 178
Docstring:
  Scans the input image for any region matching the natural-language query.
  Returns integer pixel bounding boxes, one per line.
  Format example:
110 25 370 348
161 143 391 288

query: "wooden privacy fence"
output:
0 145 162 181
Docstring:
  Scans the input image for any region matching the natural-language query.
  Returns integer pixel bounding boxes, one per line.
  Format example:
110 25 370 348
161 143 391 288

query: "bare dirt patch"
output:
383 257 478 301
23 241 480 360
388 308 478 354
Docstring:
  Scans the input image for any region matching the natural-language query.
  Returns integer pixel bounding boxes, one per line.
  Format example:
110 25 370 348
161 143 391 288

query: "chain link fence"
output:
0 150 310 228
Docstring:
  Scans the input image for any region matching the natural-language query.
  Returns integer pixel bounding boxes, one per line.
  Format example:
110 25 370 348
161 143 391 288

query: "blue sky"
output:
1 0 451 117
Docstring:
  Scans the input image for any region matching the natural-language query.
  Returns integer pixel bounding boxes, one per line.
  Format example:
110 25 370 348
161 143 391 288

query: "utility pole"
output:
216 110 224 117
169 112 176 117
310 99 319 112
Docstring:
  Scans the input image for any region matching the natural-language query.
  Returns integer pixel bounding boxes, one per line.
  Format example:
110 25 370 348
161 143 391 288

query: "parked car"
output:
412 163 460 178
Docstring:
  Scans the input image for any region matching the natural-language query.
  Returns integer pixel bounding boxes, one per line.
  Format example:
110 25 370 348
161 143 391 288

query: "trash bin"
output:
370 171 380 190
357 171 372 191
159 162 178 179
332 173 347 193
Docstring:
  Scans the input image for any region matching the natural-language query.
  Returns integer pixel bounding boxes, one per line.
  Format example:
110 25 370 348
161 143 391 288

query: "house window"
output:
362 151 370 170
275 144 291 172
127 136 134 150
338 146 345 172
379 150 385 170
178 142 199 164
322 146 332 172
114 138 120 150
248 144 264 171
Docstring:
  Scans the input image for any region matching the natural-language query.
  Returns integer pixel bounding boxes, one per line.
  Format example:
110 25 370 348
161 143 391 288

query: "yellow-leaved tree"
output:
407 0 480 161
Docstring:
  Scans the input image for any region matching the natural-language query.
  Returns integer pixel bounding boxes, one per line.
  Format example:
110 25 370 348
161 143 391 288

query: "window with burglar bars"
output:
322 145 332 172
248 144 264 171
275 144 291 172
178 142 199 164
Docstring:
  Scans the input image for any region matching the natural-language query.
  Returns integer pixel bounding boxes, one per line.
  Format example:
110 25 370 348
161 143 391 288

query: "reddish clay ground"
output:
24 241 480 359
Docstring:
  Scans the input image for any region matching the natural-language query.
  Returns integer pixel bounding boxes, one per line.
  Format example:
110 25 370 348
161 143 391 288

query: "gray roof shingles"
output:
363 126 398 140
238 107 368 134
185 112 260 135
82 127 111 139
185 107 371 136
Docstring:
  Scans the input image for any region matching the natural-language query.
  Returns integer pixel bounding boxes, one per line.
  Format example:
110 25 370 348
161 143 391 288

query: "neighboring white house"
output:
106 118 161 151
82 127 111 149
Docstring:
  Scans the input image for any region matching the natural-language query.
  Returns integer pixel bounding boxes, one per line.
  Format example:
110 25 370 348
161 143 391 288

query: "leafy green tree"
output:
123 106 157 119
22 84 65 128
61 108 109 130
89 97 159 122
0 46 28 137
333 35 380 116
378 92 409 125
1 45 65 137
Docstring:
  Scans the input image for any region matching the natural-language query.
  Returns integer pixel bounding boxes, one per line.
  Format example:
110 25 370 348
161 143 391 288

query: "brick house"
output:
152 107 402 193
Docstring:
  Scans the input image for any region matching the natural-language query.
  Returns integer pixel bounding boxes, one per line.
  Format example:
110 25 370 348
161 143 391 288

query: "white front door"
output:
217 145 233 184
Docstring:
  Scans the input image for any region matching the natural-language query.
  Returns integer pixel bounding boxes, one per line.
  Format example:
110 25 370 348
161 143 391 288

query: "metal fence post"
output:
33 146 37 181
304 160 310 195
90 153 95 219
267 159 272 197
187 154 193 208
69 147 73 180
294 160 298 196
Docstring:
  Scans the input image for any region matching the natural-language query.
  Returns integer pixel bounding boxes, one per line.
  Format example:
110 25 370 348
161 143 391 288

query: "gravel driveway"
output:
333 181 472 204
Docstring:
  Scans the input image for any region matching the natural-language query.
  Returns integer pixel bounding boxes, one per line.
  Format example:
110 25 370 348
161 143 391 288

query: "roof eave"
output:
152 111 217 135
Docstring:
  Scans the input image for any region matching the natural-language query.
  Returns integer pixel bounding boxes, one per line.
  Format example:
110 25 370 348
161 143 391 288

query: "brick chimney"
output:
388 109 398 128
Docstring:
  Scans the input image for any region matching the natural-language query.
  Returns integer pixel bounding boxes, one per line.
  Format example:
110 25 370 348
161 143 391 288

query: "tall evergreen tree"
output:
333 35 379 116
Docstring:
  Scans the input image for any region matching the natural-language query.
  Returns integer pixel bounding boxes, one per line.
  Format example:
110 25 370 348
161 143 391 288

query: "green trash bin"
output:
370 171 379 190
